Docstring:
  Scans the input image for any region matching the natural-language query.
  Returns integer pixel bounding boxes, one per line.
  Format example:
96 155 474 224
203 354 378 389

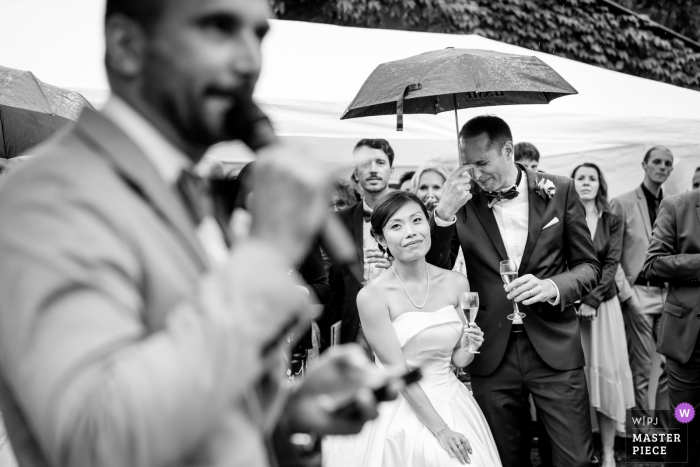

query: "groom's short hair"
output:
459 115 513 151
105 0 166 30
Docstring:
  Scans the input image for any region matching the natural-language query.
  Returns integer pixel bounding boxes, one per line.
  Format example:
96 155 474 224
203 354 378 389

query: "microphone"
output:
227 96 363 284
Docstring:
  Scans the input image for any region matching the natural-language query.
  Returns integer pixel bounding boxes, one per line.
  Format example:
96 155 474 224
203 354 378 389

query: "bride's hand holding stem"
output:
461 323 484 351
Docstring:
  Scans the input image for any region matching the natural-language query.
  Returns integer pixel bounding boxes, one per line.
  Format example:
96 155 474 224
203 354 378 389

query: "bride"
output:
323 191 501 467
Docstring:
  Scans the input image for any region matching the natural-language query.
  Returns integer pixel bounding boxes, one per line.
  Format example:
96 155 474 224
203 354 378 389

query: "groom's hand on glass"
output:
434 164 474 222
504 274 557 305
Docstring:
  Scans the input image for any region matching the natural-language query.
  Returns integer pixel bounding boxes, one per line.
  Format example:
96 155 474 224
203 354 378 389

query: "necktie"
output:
176 169 214 226
176 169 233 247
485 186 519 209
363 209 372 222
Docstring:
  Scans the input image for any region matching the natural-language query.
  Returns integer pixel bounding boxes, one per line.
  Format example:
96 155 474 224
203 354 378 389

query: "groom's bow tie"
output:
485 186 519 208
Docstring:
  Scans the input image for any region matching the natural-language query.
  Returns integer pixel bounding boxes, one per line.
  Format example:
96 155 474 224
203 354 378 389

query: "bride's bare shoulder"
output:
356 275 392 310
429 265 470 289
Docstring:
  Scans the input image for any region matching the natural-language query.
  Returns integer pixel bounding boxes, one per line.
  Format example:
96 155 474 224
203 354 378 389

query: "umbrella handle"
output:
453 93 463 163
396 83 421 131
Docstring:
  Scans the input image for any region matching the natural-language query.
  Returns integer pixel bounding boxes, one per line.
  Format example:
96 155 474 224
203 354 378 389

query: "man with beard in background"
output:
322 139 395 351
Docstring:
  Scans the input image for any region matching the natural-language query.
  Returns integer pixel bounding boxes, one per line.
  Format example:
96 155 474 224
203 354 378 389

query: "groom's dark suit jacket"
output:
427 166 600 376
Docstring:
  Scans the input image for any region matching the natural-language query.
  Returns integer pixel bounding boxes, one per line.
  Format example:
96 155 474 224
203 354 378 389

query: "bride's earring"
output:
383 250 388 259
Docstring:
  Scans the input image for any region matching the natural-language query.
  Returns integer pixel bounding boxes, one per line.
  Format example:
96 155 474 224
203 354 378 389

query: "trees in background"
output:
270 0 700 90
619 0 700 42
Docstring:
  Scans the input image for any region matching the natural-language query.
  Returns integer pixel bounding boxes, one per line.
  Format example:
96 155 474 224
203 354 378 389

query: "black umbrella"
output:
341 48 577 160
0 65 93 158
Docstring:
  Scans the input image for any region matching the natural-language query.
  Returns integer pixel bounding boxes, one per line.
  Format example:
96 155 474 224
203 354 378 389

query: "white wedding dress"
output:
323 306 502 467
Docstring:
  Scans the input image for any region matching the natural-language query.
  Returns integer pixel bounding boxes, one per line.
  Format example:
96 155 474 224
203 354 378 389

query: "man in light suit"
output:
427 116 600 467
611 146 673 429
643 189 700 465
0 1 391 466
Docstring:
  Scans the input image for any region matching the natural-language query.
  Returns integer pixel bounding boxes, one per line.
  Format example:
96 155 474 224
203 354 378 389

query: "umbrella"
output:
0 65 93 158
341 48 577 160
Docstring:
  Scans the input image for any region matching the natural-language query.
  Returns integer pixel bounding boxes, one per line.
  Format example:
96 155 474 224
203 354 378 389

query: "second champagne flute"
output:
500 259 526 321
459 292 480 354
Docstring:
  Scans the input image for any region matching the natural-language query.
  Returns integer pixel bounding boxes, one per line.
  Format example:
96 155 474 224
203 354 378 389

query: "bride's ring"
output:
527 289 532 298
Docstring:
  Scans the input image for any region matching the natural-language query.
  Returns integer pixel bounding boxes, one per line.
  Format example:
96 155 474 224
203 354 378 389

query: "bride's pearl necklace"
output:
392 264 430 309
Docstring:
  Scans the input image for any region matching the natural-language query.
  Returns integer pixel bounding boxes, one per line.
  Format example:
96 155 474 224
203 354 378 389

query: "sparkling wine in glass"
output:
460 292 480 354
500 259 526 321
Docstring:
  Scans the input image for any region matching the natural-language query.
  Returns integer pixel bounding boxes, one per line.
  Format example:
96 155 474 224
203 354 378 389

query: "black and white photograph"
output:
0 1 699 466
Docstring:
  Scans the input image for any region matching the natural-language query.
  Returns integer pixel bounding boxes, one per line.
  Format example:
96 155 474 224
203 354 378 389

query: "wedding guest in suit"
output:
0 1 396 466
643 189 700 466
610 146 673 430
692 167 700 191
399 170 415 192
427 115 600 467
572 163 634 467
514 142 540 172
324 139 394 350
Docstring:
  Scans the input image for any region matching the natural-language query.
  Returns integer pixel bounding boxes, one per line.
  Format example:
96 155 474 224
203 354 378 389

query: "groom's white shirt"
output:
435 170 560 323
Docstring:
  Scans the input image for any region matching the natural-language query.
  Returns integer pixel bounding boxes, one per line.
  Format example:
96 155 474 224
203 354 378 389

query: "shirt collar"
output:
363 199 372 213
101 95 192 185
640 183 663 202
494 166 527 195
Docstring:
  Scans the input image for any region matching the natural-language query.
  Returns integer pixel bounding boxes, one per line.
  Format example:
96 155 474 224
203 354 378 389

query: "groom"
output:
427 116 600 467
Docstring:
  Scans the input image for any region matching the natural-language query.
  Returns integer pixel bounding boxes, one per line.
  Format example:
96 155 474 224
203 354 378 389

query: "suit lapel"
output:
635 186 652 239
519 167 546 274
73 108 209 270
352 203 364 266
471 189 508 261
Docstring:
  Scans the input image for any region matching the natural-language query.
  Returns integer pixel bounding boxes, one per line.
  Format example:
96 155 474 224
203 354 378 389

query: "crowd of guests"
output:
2 122 698 467
287 135 698 466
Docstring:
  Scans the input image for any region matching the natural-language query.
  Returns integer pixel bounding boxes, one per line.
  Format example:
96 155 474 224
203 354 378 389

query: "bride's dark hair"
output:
370 191 429 257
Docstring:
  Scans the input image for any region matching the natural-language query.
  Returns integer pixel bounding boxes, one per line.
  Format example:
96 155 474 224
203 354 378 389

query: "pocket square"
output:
542 217 559 230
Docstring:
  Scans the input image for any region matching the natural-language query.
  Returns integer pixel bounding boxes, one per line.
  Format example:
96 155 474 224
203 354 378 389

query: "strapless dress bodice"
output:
377 306 464 388
325 305 502 466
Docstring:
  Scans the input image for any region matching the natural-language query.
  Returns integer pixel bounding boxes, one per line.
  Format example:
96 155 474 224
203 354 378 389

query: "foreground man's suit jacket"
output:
426 167 600 376
0 108 300 467
643 190 700 364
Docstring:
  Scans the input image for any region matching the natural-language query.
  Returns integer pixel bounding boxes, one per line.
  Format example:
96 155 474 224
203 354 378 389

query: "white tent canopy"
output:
1 0 699 196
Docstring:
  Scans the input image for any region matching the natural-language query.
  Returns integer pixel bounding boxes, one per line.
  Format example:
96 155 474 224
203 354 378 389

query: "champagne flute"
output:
459 292 480 354
500 259 526 321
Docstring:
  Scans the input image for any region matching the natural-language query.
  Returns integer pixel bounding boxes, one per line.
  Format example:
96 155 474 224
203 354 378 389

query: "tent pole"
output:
452 94 461 163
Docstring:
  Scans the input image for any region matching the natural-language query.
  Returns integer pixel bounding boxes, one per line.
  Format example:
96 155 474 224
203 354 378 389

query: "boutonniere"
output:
535 177 556 201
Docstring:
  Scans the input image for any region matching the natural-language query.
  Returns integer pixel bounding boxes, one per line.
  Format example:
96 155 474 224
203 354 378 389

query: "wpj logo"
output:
624 405 691 464
675 402 695 423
